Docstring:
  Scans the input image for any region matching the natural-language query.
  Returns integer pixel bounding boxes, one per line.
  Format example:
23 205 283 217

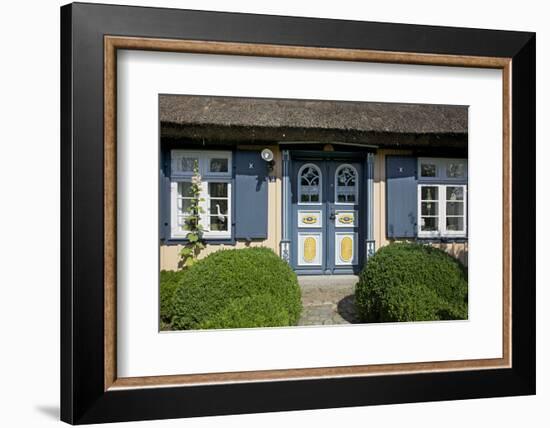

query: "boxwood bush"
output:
197 294 293 329
159 270 186 329
166 247 301 330
355 243 468 323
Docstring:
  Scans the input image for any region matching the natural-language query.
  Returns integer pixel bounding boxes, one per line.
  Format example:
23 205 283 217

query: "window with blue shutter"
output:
417 157 468 238
166 150 233 241
234 150 268 240
386 156 418 238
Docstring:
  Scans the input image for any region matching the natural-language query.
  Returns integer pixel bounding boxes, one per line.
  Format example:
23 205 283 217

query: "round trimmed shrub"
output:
197 294 292 329
169 247 301 330
159 269 186 329
355 243 468 323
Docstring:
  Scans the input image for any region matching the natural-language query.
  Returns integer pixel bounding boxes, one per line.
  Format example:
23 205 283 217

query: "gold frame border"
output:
104 36 512 391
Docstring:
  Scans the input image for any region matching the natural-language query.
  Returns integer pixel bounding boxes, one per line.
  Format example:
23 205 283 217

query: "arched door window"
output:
298 164 322 204
335 164 358 203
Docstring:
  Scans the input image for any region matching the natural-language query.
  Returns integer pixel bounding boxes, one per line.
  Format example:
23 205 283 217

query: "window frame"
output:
204 151 233 177
417 183 467 238
334 163 359 205
203 180 232 239
418 184 440 238
170 150 233 240
170 150 202 178
297 163 322 205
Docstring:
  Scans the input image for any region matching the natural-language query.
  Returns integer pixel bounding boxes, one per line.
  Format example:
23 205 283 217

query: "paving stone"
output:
297 281 361 326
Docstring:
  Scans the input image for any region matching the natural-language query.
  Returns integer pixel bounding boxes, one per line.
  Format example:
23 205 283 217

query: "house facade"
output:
159 95 468 273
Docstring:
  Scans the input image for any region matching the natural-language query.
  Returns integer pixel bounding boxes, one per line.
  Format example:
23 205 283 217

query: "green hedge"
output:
355 243 468 323
165 247 301 330
197 294 292 329
159 270 186 329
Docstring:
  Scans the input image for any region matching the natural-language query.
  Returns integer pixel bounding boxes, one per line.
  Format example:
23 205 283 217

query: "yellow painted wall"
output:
160 145 282 271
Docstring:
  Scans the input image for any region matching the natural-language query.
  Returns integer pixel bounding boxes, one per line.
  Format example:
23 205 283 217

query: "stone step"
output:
297 274 359 290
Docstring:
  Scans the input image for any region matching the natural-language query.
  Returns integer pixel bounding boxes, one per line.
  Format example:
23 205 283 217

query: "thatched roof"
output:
160 95 468 148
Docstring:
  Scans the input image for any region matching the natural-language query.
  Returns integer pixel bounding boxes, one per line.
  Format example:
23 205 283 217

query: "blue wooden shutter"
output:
234 150 268 239
159 149 171 241
386 156 418 238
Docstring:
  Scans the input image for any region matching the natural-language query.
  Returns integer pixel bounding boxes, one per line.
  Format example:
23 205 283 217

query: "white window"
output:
419 185 439 235
335 164 358 204
417 157 467 238
298 163 322 204
444 185 466 235
418 184 467 238
170 150 232 239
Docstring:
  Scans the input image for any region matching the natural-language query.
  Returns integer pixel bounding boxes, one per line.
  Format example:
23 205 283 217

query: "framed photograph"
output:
61 2 535 424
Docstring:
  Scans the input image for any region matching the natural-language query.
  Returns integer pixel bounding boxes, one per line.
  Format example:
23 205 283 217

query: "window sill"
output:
416 236 468 243
163 237 235 246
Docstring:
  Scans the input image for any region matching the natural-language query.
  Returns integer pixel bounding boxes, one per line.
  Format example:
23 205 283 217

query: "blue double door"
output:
291 157 364 275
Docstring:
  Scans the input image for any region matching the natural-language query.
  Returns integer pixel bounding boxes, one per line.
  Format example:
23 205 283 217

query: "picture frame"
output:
60 2 535 424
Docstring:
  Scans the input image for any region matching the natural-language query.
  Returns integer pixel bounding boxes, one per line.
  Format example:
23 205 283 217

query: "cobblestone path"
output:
297 280 360 326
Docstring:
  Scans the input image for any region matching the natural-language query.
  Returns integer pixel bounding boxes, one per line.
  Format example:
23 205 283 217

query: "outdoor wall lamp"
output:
261 148 276 171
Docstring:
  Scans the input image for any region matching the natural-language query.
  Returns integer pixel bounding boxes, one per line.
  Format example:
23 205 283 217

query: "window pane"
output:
446 201 464 215
447 163 465 178
302 185 319 195
210 199 228 215
208 182 228 197
421 201 438 216
421 163 437 177
421 186 438 200
177 157 198 172
446 186 464 201
210 216 228 231
300 167 320 185
178 198 193 212
446 217 464 231
299 165 321 202
421 217 438 231
336 166 357 202
337 167 356 186
209 158 228 173
178 182 193 197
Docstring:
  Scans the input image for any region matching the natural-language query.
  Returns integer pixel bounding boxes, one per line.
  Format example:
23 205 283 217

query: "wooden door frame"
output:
288 150 372 275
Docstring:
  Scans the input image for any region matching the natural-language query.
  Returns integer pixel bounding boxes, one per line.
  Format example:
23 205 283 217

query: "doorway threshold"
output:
297 275 359 288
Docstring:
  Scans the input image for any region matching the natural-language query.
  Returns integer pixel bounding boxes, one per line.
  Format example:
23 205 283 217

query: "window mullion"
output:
199 156 205 176
463 185 467 233
200 182 209 232
170 182 178 237
461 185 467 233
440 184 446 236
